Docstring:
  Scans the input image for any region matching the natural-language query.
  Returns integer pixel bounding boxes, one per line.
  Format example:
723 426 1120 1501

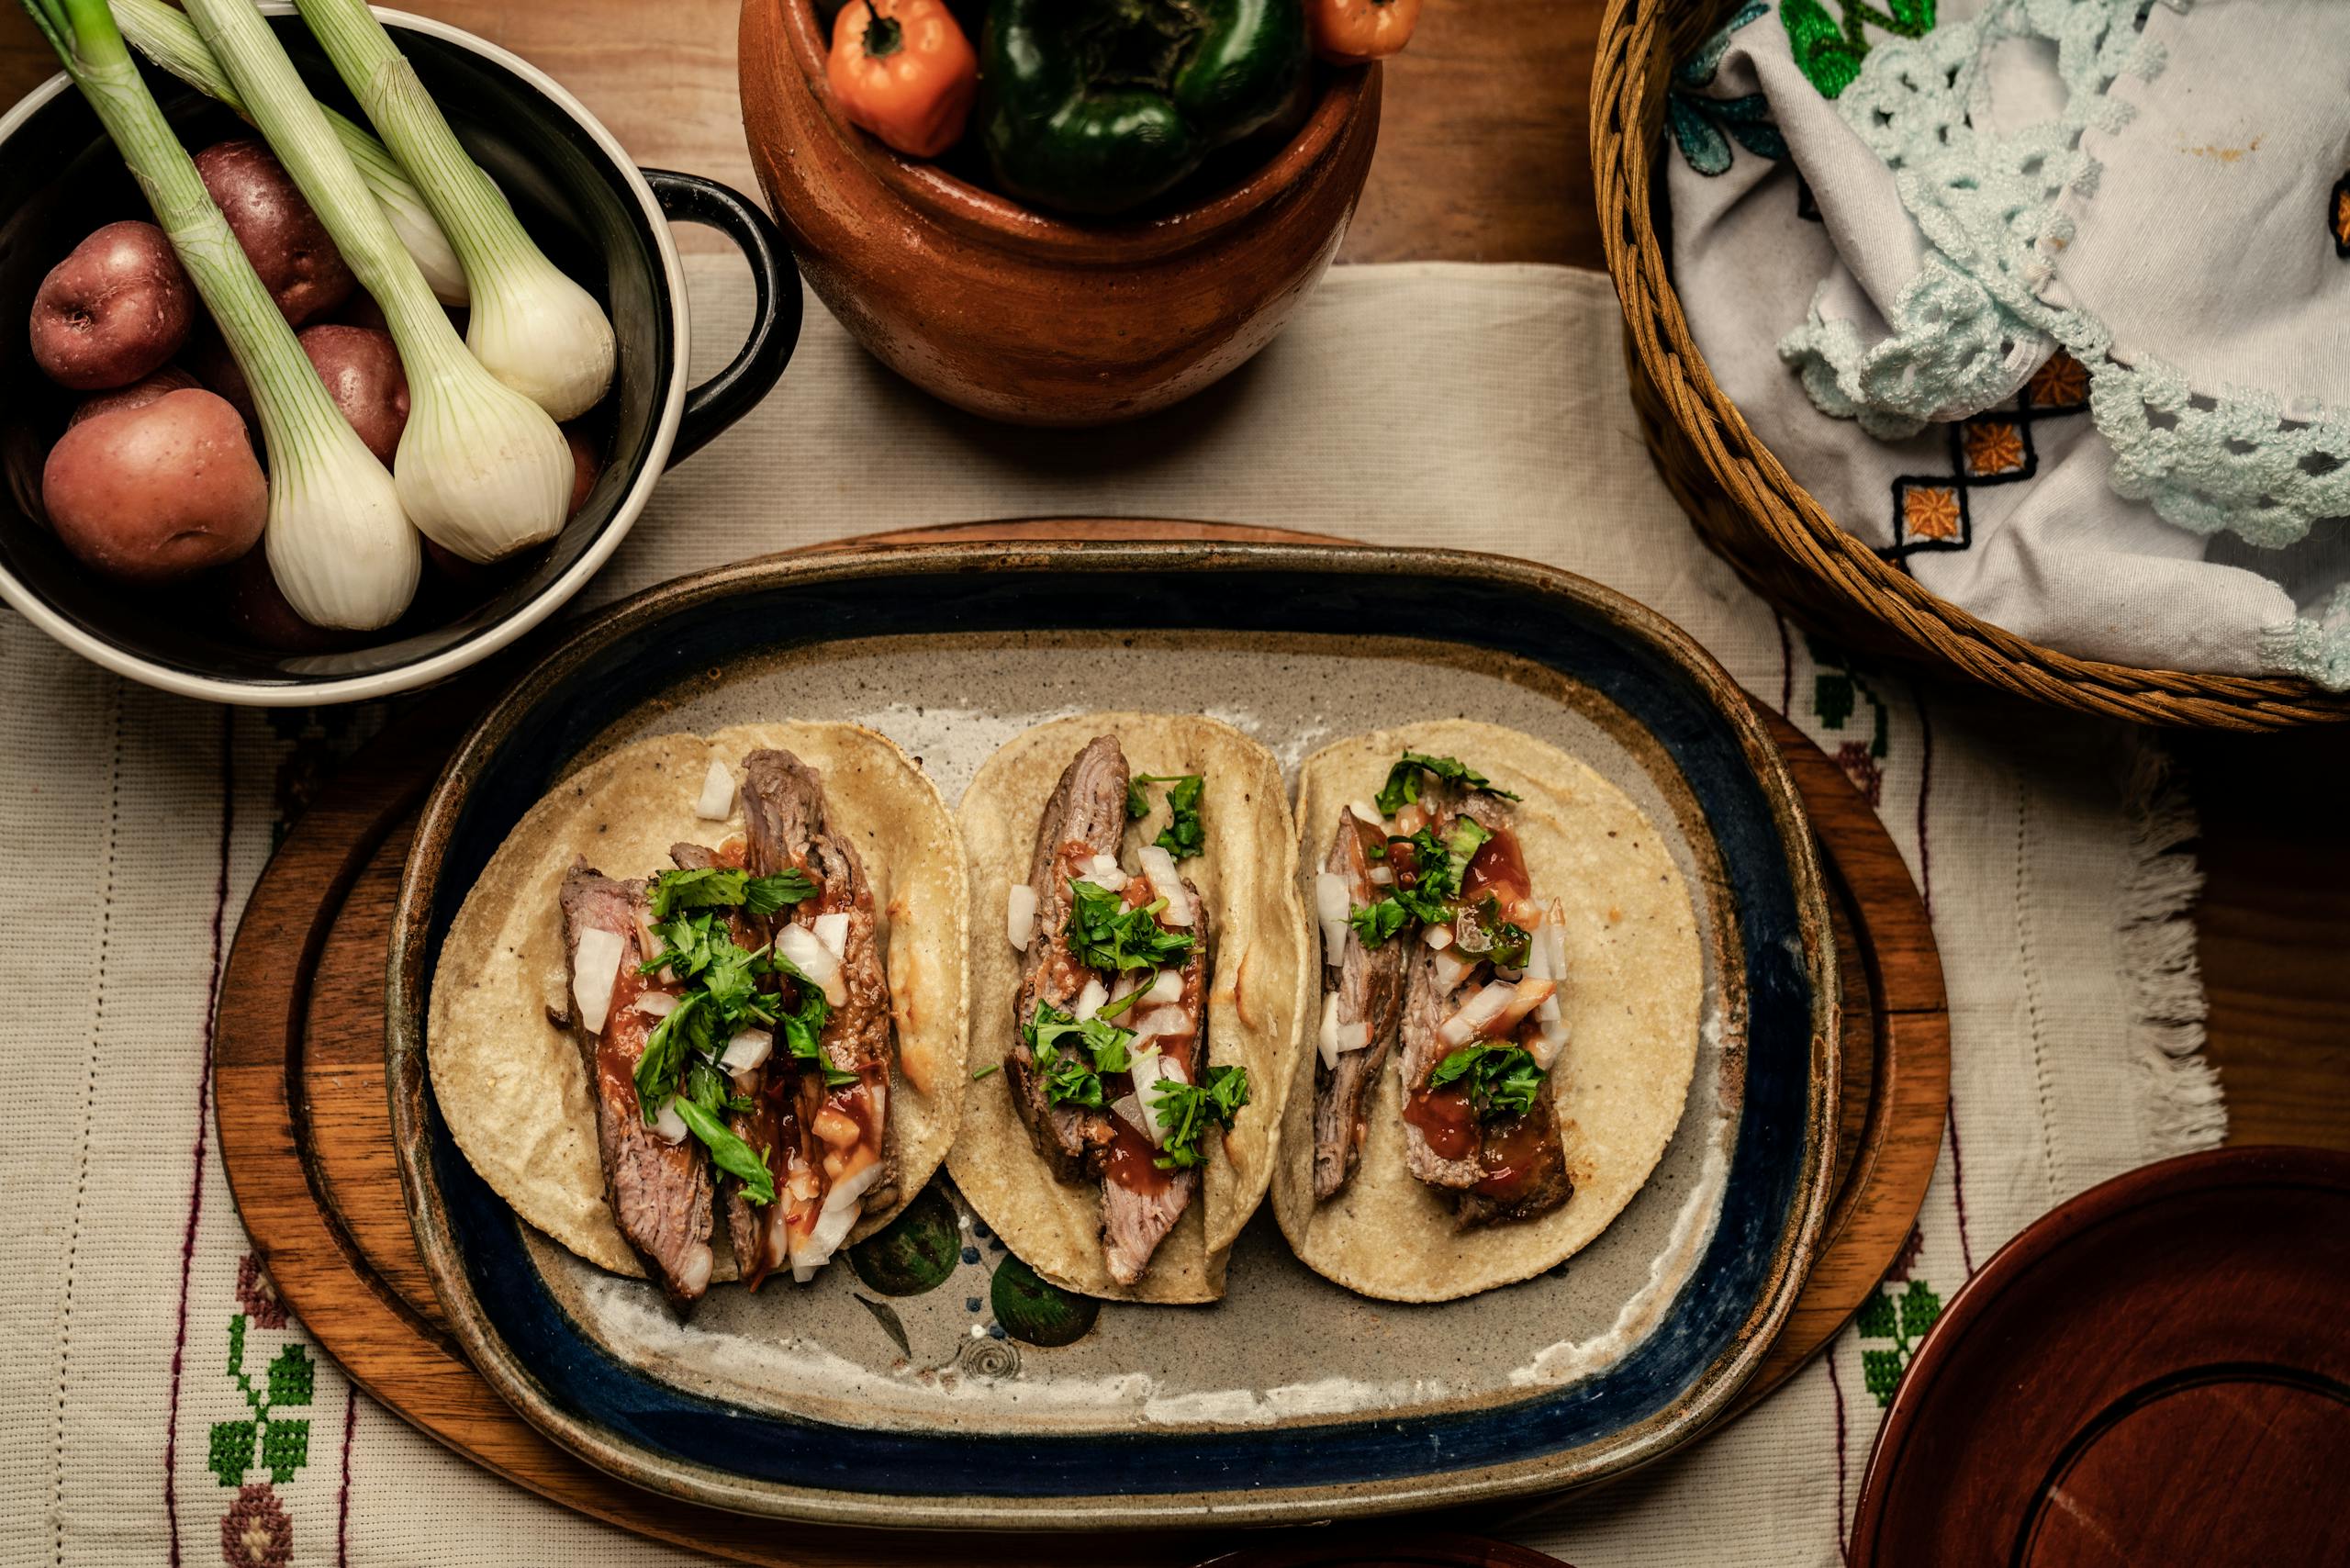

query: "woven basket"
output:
1591 0 2350 730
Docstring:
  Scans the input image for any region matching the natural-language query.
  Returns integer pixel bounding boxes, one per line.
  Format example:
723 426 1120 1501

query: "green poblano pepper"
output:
979 0 1311 217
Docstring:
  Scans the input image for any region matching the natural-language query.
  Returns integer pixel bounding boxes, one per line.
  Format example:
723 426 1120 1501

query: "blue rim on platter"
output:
385 538 1839 1529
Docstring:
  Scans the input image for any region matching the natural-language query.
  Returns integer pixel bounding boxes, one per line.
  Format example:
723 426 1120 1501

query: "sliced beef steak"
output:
560 860 713 1312
1004 734 1128 1182
1311 807 1409 1202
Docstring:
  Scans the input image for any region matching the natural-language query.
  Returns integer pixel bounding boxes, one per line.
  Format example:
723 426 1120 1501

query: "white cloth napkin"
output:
1669 0 2350 686
0 257 2219 1567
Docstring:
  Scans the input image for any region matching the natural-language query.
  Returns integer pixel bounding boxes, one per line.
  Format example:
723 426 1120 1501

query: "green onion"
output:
18 0 420 630
109 0 467 305
180 0 570 564
293 0 615 420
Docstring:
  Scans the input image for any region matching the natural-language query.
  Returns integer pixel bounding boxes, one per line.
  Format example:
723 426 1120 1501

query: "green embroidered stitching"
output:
1670 1 1786 176
1778 0 1935 100
1855 1276 1942 1406
1807 635 1890 759
207 1313 316 1488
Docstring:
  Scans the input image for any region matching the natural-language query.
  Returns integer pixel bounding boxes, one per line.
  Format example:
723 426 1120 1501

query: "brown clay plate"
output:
386 540 1840 1529
1852 1145 2350 1565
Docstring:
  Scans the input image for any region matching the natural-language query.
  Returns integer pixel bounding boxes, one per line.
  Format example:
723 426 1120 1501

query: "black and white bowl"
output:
0 4 798 704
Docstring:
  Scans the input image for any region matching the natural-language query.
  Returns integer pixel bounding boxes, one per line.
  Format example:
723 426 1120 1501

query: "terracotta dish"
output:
737 0 1381 427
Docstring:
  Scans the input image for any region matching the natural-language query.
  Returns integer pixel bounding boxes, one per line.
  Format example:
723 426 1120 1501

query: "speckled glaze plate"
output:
386 540 1838 1530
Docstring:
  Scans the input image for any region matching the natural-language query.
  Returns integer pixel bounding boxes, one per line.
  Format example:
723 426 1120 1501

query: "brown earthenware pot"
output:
737 0 1382 426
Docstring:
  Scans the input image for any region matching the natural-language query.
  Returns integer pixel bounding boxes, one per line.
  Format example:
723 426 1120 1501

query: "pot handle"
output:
641 168 801 468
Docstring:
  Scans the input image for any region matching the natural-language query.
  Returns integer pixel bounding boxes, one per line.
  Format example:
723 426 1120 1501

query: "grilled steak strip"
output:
1100 876 1207 1285
560 860 714 1312
1311 807 1408 1202
1396 936 1489 1191
742 749 898 1264
1005 734 1128 1182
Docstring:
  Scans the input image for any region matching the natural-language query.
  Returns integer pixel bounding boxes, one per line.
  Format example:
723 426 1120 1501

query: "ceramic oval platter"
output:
386 540 1839 1530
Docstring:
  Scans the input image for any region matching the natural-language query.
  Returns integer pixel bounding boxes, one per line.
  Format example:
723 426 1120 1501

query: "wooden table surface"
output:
2 0 2340 1152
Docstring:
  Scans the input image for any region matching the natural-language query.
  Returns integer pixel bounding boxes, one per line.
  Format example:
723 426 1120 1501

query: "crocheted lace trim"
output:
1777 0 2350 549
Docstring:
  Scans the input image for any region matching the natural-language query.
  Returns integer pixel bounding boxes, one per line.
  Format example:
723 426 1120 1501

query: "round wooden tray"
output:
214 521 1946 1563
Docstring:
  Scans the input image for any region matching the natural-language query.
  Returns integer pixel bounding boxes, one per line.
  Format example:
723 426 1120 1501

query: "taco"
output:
949 713 1313 1303
428 723 968 1313
1274 720 1701 1304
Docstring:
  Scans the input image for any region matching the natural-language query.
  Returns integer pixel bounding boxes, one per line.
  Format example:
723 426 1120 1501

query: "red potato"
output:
70 365 203 427
41 388 266 583
565 426 602 517
29 220 195 390
218 549 350 652
298 324 408 465
194 139 355 326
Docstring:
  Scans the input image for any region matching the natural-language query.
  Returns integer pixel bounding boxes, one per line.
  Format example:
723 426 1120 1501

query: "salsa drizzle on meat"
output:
1312 752 1574 1226
1000 734 1247 1286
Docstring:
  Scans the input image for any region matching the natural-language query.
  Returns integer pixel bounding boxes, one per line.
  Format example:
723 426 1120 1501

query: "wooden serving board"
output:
214 521 1947 1563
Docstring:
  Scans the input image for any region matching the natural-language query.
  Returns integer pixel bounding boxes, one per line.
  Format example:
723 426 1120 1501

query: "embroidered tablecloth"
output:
1 257 2221 1567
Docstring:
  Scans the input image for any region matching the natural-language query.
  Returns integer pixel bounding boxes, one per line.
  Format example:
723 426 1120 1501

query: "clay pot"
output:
738 0 1382 427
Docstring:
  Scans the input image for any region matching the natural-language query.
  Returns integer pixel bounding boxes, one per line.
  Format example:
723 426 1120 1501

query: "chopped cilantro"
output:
1149 1064 1249 1169
670 1097 776 1204
1345 898 1410 949
1373 753 1520 816
1023 1002 1136 1107
1454 895 1531 969
1066 879 1193 972
646 864 815 920
1385 816 1494 925
1428 1043 1547 1120
633 991 707 1114
1125 773 1206 860
772 952 856 1088
744 870 819 914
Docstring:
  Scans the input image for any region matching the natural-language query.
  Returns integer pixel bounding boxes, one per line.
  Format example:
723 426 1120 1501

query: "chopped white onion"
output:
1542 908 1568 981
651 1098 689 1144
1433 948 1477 992
1538 992 1563 1025
1131 1006 1192 1045
1006 883 1037 951
1368 865 1394 886
1335 1018 1370 1055
1085 853 1129 892
778 923 847 1005
1111 1092 1154 1141
1491 978 1558 1038
1316 991 1341 1070
1438 980 1519 1047
1530 1015 1570 1071
812 911 850 962
1424 924 1455 951
693 757 734 820
1348 800 1386 831
1128 1047 1187 1143
1526 921 1555 982
1136 846 1192 925
1142 969 1183 1007
570 927 625 1035
1315 870 1351 957
721 1028 772 1072
789 1159 888 1282
632 991 677 1019
1074 976 1109 1022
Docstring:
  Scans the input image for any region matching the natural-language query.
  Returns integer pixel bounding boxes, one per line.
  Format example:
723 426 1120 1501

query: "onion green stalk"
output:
109 0 467 305
294 0 615 420
18 0 419 631
181 0 569 564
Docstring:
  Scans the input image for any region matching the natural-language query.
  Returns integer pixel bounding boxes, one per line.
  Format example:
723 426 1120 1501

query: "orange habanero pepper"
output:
826 0 979 160
1308 0 1424 64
